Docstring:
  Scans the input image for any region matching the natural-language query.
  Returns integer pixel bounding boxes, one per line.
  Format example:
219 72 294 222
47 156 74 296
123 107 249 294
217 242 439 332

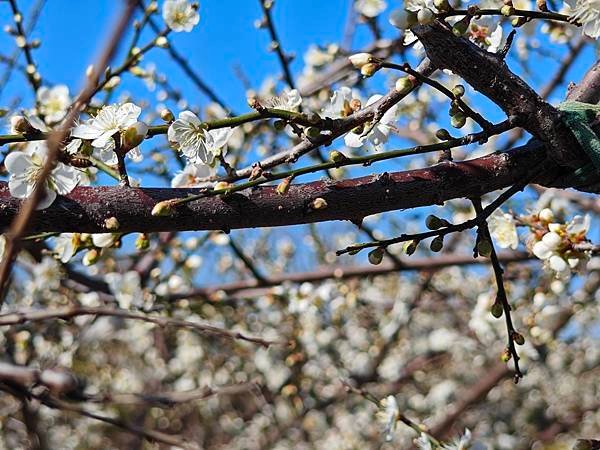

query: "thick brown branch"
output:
0 142 553 233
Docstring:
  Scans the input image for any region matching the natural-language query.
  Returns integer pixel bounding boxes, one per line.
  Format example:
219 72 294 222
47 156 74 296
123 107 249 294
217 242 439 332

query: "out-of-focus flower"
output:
36 85 70 123
488 209 518 249
267 89 302 111
565 0 600 38
171 163 214 187
355 0 387 17
105 271 144 309
375 395 399 441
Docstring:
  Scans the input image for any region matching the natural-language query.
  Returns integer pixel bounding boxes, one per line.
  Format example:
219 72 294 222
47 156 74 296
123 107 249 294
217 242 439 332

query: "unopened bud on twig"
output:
121 122 148 151
368 247 384 265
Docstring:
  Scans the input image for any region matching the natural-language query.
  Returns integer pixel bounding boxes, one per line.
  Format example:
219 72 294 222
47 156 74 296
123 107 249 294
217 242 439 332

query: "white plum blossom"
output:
415 433 434 450
105 271 144 310
162 0 199 32
71 102 145 162
355 0 387 17
530 214 591 278
92 233 118 248
53 233 79 263
442 429 483 450
344 94 398 150
36 85 70 123
167 110 233 165
268 89 303 111
5 143 80 210
565 0 600 38
322 86 362 119
375 395 399 442
171 163 214 187
488 209 519 249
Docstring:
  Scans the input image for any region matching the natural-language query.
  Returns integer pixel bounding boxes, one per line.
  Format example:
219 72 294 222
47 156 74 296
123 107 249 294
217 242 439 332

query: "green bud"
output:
83 249 100 266
121 121 148 151
436 128 452 140
501 348 512 362
450 112 466 129
135 233 150 250
395 77 414 95
500 5 514 16
491 302 504 318
160 109 174 122
452 17 469 36
452 85 465 98
151 200 174 217
277 176 292 195
273 119 287 131
512 332 525 345
360 62 380 77
368 247 384 265
430 235 444 252
425 215 449 230
306 127 321 139
433 0 450 11
329 150 348 163
477 239 493 257
403 240 419 256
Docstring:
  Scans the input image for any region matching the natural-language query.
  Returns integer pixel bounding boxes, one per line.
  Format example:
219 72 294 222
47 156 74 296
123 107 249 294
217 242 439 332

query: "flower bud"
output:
477 238 493 257
500 5 514 15
160 109 174 123
306 127 321 138
403 240 419 256
395 76 414 95
311 197 328 210
512 332 525 345
360 62 380 77
417 7 434 25
538 208 554 222
277 176 292 195
155 36 168 48
389 9 416 29
425 214 449 230
273 119 287 131
348 52 372 69
329 150 348 163
500 348 512 362
452 85 465 97
450 112 466 129
368 247 384 265
491 301 504 318
135 233 150 250
83 249 100 266
436 128 452 140
430 235 444 252
151 200 174 217
10 115 36 134
104 216 120 231
121 121 148 151
214 181 232 192
433 0 450 12
452 17 470 36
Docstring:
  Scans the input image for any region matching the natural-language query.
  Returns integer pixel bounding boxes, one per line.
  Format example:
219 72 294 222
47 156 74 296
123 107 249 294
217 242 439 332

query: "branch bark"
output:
0 142 554 233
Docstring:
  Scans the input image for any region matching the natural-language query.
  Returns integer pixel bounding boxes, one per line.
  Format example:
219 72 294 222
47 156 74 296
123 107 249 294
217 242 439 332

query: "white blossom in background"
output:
71 102 144 162
442 428 487 450
36 85 70 123
345 94 398 150
162 0 200 32
488 209 519 249
5 143 80 209
171 163 214 187
105 271 144 310
355 0 387 17
268 88 303 111
565 0 600 38
91 233 118 248
375 395 399 442
304 44 338 68
415 433 434 450
167 110 233 165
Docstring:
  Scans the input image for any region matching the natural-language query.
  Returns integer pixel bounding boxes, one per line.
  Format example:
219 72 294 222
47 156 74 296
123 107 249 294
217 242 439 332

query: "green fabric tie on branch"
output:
556 101 600 192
